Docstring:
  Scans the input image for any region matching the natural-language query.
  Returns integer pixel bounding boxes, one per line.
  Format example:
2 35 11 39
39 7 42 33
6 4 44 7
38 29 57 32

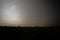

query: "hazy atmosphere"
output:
0 0 58 26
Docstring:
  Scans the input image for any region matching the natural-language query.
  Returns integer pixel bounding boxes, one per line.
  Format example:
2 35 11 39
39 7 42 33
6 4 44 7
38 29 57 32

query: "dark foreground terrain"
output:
0 26 59 39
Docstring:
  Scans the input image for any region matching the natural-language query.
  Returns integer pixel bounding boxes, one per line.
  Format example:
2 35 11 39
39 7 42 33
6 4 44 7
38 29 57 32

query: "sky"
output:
0 0 58 26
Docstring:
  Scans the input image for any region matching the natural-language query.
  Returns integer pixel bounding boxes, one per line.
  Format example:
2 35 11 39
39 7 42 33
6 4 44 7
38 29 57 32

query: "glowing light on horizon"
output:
2 4 21 25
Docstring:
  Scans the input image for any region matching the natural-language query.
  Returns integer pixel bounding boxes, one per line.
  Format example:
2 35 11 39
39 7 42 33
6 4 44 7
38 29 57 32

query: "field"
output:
0 26 59 39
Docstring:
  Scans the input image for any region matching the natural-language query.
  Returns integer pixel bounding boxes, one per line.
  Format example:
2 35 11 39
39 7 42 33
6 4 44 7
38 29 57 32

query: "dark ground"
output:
0 26 59 39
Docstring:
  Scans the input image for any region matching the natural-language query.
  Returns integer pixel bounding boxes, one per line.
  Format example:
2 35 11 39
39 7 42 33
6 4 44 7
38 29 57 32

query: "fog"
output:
0 0 58 26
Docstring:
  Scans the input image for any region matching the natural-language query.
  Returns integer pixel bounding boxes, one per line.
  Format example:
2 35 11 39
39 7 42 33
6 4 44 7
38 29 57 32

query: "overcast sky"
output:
0 0 58 26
